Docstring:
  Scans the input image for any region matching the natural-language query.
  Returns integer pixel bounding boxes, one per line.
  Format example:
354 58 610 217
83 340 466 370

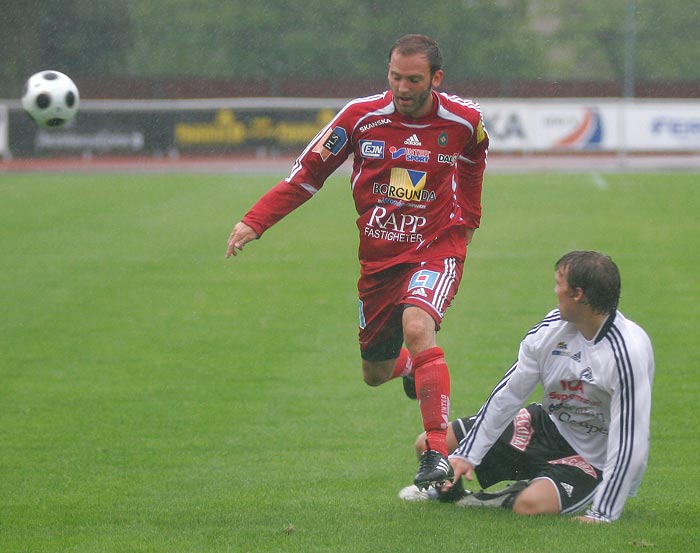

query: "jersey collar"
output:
593 311 617 344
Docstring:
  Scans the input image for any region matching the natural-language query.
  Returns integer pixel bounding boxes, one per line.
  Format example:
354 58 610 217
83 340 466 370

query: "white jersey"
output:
452 309 655 521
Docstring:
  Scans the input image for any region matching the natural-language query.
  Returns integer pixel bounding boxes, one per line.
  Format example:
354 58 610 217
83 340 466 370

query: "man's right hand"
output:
226 222 259 258
442 456 475 491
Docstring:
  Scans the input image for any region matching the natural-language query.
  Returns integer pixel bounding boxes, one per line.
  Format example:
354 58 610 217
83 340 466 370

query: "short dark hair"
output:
389 34 443 75
555 251 621 314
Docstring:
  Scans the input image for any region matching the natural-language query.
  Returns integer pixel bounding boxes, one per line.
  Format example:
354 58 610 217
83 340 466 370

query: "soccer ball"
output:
21 70 80 128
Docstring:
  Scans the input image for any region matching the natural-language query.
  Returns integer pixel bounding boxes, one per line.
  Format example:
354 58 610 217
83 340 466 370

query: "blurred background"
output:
1 0 699 163
2 0 699 99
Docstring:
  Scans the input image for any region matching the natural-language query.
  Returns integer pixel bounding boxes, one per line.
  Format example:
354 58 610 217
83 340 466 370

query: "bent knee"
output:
512 483 560 516
512 496 545 515
362 359 394 387
363 371 387 387
362 366 391 387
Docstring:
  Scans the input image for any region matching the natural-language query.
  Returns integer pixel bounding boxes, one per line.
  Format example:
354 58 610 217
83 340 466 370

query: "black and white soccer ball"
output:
21 70 80 128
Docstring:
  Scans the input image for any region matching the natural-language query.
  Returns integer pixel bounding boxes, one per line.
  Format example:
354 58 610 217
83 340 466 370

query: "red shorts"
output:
358 257 464 360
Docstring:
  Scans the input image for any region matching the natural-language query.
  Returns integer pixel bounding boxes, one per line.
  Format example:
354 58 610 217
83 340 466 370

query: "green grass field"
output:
1 169 698 552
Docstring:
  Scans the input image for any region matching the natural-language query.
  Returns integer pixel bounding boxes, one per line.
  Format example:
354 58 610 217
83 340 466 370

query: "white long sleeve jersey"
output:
452 309 655 521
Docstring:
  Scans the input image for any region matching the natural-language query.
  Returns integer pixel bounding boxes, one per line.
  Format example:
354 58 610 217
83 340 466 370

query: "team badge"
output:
580 367 594 382
438 132 448 146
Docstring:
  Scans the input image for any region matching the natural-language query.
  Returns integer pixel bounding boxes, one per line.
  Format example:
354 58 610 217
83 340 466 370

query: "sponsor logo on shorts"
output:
358 299 366 329
509 408 534 452
548 455 598 479
408 270 440 291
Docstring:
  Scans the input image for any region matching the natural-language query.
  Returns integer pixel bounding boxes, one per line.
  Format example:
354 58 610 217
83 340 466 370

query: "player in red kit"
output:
226 34 489 488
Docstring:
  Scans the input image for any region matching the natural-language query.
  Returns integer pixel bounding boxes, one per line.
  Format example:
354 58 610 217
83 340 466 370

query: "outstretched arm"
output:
223 101 356 261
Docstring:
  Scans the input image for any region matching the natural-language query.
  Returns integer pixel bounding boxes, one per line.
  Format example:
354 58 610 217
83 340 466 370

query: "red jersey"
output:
242 90 489 274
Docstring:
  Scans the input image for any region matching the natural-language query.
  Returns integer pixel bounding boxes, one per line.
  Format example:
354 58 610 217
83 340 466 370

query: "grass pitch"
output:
1 169 699 552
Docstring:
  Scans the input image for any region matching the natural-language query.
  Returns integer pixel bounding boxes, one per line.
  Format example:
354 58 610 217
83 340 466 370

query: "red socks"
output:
390 346 451 456
391 347 413 379
413 346 450 456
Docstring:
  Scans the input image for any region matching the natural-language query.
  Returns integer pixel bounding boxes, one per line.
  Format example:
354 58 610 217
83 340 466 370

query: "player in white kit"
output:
400 251 655 523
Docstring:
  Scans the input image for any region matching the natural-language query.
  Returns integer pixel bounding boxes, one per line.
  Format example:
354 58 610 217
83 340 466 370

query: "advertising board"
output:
3 98 699 157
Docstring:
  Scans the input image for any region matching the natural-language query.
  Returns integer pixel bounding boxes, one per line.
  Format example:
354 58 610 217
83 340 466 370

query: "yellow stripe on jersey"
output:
476 119 486 144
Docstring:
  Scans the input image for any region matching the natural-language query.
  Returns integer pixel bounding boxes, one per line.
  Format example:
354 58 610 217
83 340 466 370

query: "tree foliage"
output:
124 0 543 81
546 0 700 82
0 0 131 91
1 0 699 97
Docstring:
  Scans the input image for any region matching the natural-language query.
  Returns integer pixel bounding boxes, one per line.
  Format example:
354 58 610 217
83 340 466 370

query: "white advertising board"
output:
480 99 700 152
0 105 8 157
623 102 700 150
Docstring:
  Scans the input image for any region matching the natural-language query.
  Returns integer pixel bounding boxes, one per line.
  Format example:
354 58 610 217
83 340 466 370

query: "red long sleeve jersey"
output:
242 90 489 275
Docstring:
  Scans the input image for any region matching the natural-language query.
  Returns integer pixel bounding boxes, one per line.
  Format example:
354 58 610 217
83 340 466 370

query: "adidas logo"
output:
436 458 450 472
404 134 421 146
562 482 574 497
